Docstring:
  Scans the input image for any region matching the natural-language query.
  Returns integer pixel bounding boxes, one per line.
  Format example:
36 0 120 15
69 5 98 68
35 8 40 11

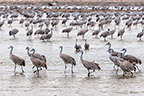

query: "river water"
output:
0 11 144 96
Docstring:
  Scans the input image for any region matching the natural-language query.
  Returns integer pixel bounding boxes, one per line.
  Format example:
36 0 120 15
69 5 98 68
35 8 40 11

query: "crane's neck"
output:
10 47 13 54
123 49 127 56
31 49 35 56
85 40 87 44
110 49 113 58
26 48 31 56
114 25 116 30
51 29 53 35
118 53 121 59
60 47 63 54
108 43 111 50
80 52 83 61
31 26 33 31
75 40 77 45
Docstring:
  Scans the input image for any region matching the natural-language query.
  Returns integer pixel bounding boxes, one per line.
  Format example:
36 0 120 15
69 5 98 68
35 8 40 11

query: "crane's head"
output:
51 28 53 31
121 48 126 51
105 42 110 45
25 47 29 50
43 64 47 69
81 50 84 54
30 48 35 52
8 45 13 49
59 46 63 49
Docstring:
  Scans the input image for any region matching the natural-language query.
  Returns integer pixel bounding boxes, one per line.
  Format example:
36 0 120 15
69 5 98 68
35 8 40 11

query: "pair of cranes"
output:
106 42 142 76
9 46 47 77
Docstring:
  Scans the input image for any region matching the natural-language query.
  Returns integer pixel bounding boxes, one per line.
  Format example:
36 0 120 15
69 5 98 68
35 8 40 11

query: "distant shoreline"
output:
0 1 144 6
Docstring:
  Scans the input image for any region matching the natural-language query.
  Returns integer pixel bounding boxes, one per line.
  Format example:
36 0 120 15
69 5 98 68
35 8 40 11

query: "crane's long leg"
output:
122 71 126 76
90 70 95 74
36 67 39 77
67 33 69 37
71 64 74 74
131 72 133 77
64 64 67 74
136 65 140 72
21 66 24 73
88 70 90 77
32 66 35 69
116 68 119 75
113 64 116 69
14 65 16 72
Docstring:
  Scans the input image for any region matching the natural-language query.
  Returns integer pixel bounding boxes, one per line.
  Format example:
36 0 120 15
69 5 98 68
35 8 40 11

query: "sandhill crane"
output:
117 27 125 40
109 25 116 38
80 50 101 77
121 48 142 72
62 27 72 37
100 29 109 41
30 48 46 63
26 25 33 37
137 29 144 41
77 29 88 38
8 46 25 73
25 21 30 30
19 18 25 24
30 49 47 77
84 39 89 50
34 26 44 35
62 18 68 25
0 20 4 29
109 49 124 74
8 19 13 26
74 39 81 52
106 42 123 57
59 46 76 74
9 28 19 38
117 53 136 76
92 28 100 38
40 28 53 41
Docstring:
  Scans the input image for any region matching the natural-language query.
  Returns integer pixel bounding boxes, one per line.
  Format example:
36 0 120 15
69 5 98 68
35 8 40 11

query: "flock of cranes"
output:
8 41 142 77
0 5 144 41
0 4 143 77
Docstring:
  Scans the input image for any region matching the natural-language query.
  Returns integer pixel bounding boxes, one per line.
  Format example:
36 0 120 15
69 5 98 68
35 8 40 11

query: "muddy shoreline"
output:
0 1 144 6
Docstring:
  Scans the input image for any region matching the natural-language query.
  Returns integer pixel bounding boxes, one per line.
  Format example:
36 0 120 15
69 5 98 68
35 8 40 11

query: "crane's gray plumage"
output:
100 29 109 41
74 39 81 52
62 27 72 37
109 49 124 74
80 50 101 77
118 27 125 40
84 39 89 50
9 28 19 38
117 53 136 76
77 29 88 38
137 29 144 41
59 46 76 74
121 48 142 72
9 46 25 73
40 28 53 41
26 25 33 36
30 49 47 77
92 29 100 38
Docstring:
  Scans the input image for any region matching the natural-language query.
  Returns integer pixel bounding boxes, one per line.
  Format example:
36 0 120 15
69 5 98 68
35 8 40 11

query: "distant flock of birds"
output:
0 5 143 77
0 5 144 42
8 41 142 77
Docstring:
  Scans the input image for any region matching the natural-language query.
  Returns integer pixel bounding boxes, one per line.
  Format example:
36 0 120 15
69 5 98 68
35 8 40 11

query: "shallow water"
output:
0 12 144 96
